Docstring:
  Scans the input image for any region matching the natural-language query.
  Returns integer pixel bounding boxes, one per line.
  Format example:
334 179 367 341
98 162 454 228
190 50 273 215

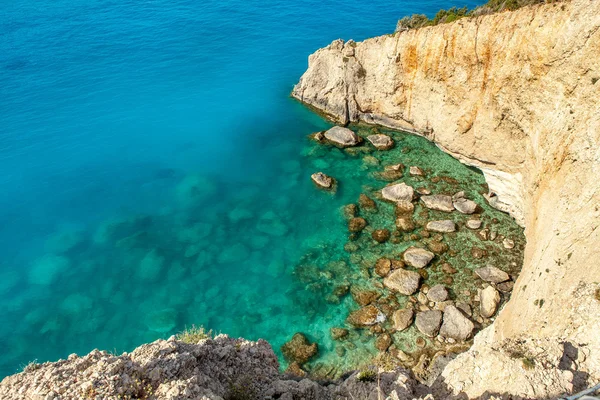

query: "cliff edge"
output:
293 0 600 397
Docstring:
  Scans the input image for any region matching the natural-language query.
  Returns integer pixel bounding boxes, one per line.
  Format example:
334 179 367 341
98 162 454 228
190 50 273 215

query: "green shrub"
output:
356 368 377 382
175 325 212 344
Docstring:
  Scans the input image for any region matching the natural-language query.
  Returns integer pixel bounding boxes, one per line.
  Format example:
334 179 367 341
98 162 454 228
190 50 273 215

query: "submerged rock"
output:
375 332 393 351
381 183 414 203
351 286 381 306
347 305 386 327
475 266 510 283
466 219 482 229
453 193 478 214
358 194 377 211
311 172 334 189
480 286 501 318
403 247 435 269
330 327 349 341
367 134 394 150
281 333 318 365
324 126 360 147
392 308 414 332
371 229 390 243
396 216 415 232
439 305 475 341
409 166 425 176
415 310 443 337
257 211 288 236
426 220 456 233
374 258 392 277
383 269 421 295
348 217 367 233
421 195 454 212
427 285 449 302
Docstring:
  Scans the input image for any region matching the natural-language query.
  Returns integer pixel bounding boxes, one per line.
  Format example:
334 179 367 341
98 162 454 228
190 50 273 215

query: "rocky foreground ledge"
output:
292 0 600 397
0 335 448 400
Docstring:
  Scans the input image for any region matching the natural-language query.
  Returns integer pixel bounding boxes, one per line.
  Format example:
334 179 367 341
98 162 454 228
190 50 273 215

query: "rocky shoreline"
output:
280 125 524 381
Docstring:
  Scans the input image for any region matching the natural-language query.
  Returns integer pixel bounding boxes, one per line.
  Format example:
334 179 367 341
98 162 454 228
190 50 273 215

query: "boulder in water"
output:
367 134 394 150
415 310 443 337
421 195 454 212
324 126 360 147
383 269 421 295
403 247 435 269
281 333 318 365
382 183 414 203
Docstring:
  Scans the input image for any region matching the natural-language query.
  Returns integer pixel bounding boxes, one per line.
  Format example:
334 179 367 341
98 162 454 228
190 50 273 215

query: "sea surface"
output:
0 0 495 378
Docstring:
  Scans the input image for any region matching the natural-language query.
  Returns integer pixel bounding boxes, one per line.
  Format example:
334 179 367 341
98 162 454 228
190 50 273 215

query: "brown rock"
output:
281 333 318 365
348 217 367 232
375 258 392 277
375 332 393 351
358 194 377 212
372 229 391 243
330 327 349 341
347 305 385 327
392 308 414 331
285 362 307 378
351 286 381 306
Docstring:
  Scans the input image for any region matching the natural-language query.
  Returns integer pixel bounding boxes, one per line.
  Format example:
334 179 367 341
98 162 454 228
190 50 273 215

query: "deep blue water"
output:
0 0 485 378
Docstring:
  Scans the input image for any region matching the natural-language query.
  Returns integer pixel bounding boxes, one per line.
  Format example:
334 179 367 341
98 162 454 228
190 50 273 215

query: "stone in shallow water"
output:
348 217 367 233
426 220 456 233
427 284 449 302
396 216 415 232
374 258 392 277
475 266 510 283
503 238 515 249
466 219 482 229
381 183 414 203
324 126 360 147
311 172 333 189
217 243 250 264
392 308 414 332
409 166 424 176
421 195 454 212
367 134 394 150
350 286 381 306
453 192 478 214
403 247 435 269
415 310 443 337
383 269 421 295
138 250 165 281
330 327 348 341
371 229 390 243
358 194 377 212
347 305 386 327
281 333 318 365
480 286 501 318
439 305 474 341
375 332 392 351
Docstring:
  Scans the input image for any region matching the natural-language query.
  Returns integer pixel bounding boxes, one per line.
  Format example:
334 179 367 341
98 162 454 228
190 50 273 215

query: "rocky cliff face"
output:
293 0 600 397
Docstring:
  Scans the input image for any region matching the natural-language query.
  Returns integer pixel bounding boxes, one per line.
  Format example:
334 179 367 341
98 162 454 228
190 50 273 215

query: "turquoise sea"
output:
0 0 508 378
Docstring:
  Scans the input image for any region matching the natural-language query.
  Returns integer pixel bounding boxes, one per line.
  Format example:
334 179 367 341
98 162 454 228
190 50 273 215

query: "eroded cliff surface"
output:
293 0 600 397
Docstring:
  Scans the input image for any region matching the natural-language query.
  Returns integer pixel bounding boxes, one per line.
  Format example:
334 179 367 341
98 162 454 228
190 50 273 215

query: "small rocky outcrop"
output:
475 266 510 283
403 247 435 269
439 305 475 341
324 126 360 147
420 195 454 212
311 172 334 189
426 220 456 233
415 310 443 337
374 257 392 277
347 305 385 327
381 183 414 203
367 134 394 150
281 333 318 365
480 286 501 318
351 286 381 306
383 269 421 295
392 308 414 332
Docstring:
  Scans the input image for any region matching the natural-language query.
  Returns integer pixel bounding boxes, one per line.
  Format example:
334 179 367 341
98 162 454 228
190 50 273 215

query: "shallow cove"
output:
1 0 496 379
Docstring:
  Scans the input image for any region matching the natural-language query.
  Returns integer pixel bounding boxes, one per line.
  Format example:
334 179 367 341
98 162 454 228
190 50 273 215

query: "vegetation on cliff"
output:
396 0 562 31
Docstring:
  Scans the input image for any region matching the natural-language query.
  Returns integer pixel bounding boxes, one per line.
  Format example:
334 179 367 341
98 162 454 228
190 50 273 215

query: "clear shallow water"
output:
0 0 495 378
